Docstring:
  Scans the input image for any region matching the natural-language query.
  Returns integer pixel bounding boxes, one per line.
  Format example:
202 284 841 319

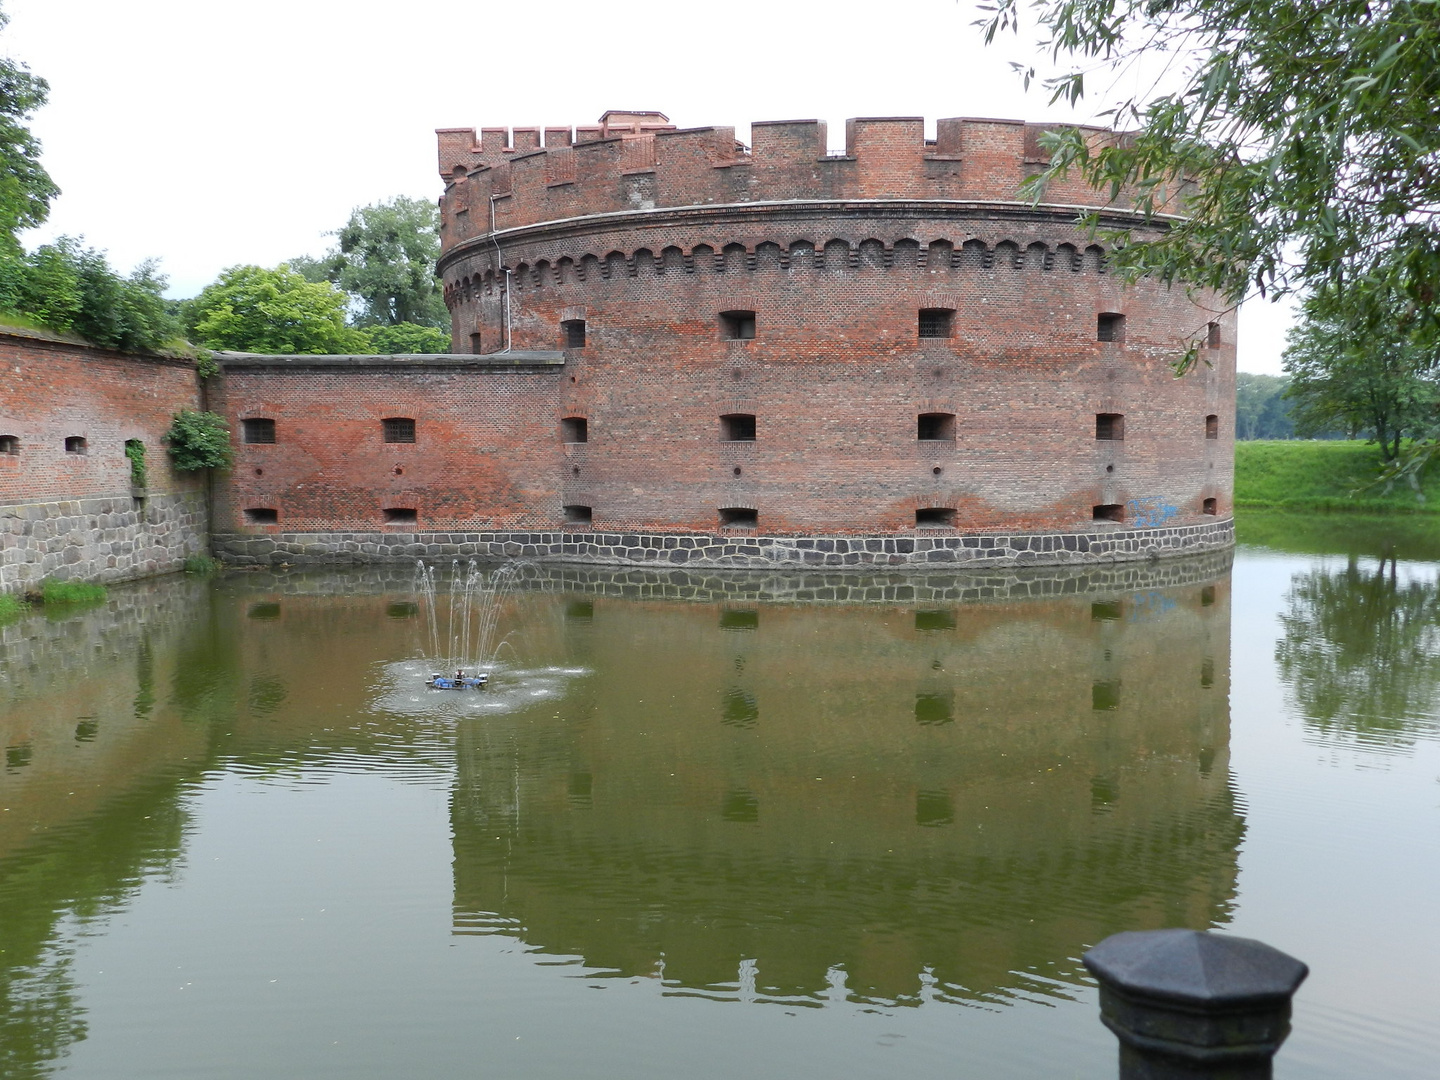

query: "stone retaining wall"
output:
215 547 1233 606
215 517 1233 571
1 491 209 594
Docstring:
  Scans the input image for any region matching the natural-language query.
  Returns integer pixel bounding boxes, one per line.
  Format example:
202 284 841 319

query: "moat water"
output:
1 514 1438 1079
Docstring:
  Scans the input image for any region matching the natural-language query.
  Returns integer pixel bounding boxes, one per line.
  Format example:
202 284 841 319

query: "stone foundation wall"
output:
214 516 1232 571
213 547 1233 606
1 491 209 594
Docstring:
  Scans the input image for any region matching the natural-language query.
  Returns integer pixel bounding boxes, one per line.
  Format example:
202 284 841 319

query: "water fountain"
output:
413 559 527 687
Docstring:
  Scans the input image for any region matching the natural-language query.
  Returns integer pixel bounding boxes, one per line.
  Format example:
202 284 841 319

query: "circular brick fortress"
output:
434 111 1234 556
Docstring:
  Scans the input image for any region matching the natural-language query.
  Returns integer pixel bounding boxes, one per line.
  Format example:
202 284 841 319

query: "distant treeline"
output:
1237 372 1353 441
1236 373 1297 440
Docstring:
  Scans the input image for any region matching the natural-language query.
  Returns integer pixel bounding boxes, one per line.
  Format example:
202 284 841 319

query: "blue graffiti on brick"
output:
1128 498 1180 528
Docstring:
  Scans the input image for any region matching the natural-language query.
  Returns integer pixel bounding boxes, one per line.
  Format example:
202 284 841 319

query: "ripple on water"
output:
369 659 590 721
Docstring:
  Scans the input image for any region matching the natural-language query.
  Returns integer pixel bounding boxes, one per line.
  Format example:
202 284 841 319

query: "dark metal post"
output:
1084 929 1308 1080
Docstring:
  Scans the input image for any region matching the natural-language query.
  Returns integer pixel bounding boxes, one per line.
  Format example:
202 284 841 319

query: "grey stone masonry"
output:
215 547 1233 606
1 491 209 594
214 517 1233 571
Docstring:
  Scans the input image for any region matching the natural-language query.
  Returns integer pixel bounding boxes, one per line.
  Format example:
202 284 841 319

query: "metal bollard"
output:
1084 929 1308 1080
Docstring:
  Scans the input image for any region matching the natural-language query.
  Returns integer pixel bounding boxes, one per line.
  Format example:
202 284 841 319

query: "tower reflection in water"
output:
451 561 1242 1008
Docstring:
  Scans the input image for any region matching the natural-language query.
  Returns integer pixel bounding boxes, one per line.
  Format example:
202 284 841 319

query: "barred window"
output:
382 418 416 443
918 308 954 338
243 418 276 444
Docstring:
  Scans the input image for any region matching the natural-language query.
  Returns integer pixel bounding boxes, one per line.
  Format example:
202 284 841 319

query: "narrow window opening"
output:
124 439 146 488
64 436 87 454
718 506 757 529
720 310 756 340
721 789 759 822
563 504 592 525
1202 497 1218 515
719 609 758 630
470 332 483 355
244 507 279 525
1095 413 1125 441
720 413 756 442
561 416 588 443
562 319 586 348
383 507 418 524
0 435 17 455
1093 503 1125 523
918 308 954 338
1092 679 1122 711
1206 321 1221 349
916 790 954 826
1201 585 1216 606
242 418 276 444
915 692 954 725
1205 414 1219 439
917 412 955 441
1097 312 1125 342
915 507 956 527
382 417 416 444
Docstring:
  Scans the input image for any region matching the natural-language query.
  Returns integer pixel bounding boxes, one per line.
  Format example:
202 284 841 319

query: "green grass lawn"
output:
1235 440 1440 514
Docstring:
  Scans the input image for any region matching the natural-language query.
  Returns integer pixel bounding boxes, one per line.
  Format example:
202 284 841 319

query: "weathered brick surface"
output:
0 330 204 506
434 112 1235 543
0 331 208 591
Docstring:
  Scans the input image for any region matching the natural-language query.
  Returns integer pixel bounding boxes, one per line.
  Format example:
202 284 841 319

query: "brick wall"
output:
0 330 208 591
209 353 566 533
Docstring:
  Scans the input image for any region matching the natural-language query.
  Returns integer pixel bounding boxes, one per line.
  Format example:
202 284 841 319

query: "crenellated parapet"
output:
436 113 1189 249
440 236 1115 309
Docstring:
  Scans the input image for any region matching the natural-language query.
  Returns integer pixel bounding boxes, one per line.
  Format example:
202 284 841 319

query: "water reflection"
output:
0 560 1240 1077
451 575 1241 1009
1276 556 1440 752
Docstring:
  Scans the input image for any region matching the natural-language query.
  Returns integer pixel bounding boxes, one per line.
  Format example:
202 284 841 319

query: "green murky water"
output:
1 519 1437 1078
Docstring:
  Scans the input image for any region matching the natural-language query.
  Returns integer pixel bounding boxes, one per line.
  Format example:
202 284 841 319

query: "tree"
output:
363 321 450 354
0 3 59 254
185 264 368 354
981 0 1440 368
0 237 177 353
295 196 447 329
1234 373 1295 441
1282 296 1440 460
1276 559 1440 753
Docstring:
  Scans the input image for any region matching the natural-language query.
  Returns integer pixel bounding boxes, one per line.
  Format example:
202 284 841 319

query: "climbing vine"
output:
123 438 147 487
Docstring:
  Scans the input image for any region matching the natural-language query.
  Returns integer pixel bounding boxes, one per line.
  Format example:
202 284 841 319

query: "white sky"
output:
3 0 1291 372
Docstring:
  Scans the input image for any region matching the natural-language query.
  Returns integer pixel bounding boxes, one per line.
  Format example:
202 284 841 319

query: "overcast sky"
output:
4 0 1294 371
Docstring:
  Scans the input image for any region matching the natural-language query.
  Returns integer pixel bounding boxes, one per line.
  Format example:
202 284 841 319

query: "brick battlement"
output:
437 114 1185 245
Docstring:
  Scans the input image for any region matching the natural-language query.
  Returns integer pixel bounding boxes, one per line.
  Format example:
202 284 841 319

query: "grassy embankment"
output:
1235 440 1440 514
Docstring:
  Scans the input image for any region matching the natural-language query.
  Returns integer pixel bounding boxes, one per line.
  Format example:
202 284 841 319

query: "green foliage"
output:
1235 440 1440 513
41 578 107 605
1235 373 1296 440
293 196 448 329
185 264 369 354
1282 296 1440 460
164 410 233 472
0 591 28 622
0 238 178 352
0 5 59 254
981 0 1440 369
1276 559 1440 750
183 554 219 575
194 349 219 380
362 321 450 353
123 439 146 488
